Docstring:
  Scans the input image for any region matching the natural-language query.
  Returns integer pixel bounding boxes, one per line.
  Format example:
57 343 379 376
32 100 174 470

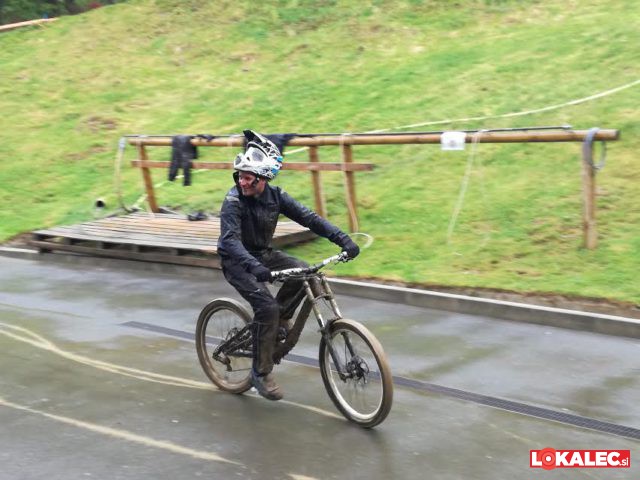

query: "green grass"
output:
1 0 639 305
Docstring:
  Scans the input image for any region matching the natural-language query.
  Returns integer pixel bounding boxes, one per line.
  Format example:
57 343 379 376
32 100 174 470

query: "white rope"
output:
369 78 640 133
282 78 639 157
113 137 127 210
447 131 486 244
115 78 640 209
350 232 374 249
440 79 640 245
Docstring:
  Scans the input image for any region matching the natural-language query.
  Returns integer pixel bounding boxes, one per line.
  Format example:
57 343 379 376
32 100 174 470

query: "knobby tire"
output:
195 298 253 394
319 319 393 428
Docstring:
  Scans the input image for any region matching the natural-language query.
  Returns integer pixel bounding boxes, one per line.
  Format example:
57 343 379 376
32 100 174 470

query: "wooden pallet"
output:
29 212 316 268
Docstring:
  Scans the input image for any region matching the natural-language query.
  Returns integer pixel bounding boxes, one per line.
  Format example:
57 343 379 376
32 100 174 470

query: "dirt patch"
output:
81 116 118 133
64 145 110 162
3 233 33 247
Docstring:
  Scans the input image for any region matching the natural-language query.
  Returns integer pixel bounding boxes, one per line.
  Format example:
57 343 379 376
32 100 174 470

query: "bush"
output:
0 0 124 24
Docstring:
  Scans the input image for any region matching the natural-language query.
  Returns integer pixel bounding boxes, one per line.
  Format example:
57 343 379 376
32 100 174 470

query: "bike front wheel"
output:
319 319 393 428
195 298 253 394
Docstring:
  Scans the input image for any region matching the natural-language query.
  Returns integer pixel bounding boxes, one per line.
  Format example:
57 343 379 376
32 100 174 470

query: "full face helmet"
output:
233 130 283 180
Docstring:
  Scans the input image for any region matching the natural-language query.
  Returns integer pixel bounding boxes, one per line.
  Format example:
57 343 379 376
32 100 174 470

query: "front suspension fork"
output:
303 276 356 380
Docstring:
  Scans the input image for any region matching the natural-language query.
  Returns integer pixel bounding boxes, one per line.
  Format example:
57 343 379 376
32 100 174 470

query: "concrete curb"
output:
328 279 640 339
0 247 44 260
2 247 639 339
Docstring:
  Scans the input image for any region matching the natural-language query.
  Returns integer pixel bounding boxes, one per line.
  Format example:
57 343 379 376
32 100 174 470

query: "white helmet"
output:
233 130 283 180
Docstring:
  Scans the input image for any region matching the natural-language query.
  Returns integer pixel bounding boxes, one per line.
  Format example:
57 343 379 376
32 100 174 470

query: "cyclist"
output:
218 130 360 401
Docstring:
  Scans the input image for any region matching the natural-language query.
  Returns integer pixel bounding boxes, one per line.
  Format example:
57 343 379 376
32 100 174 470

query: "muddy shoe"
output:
251 370 283 401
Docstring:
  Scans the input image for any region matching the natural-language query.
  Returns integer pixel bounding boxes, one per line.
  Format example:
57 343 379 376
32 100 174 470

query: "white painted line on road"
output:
0 321 211 389
0 322 341 420
0 300 92 320
0 396 243 465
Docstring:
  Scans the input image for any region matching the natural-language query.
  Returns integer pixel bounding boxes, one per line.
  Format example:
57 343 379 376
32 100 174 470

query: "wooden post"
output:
136 144 159 213
581 136 598 249
341 144 359 232
308 146 327 217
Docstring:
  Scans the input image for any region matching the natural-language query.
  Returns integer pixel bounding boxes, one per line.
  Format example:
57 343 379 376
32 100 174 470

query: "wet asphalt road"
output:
0 255 638 479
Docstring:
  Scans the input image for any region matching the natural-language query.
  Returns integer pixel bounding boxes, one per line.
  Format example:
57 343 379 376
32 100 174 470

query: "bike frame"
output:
212 253 359 381
273 254 359 381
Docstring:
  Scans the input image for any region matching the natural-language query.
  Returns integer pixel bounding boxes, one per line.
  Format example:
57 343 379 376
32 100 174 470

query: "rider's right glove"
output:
341 238 360 259
251 264 272 283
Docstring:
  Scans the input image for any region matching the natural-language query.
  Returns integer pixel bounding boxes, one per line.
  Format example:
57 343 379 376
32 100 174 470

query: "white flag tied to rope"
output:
441 131 466 151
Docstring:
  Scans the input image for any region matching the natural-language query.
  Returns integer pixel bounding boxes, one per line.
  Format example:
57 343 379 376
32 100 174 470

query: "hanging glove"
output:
251 264 272 283
340 237 360 259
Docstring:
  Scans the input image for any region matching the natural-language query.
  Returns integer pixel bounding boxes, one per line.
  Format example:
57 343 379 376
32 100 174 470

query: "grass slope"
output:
1 0 638 304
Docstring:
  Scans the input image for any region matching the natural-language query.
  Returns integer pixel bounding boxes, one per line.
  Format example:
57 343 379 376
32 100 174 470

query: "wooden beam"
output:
0 18 57 33
28 239 221 268
130 160 374 171
128 129 620 147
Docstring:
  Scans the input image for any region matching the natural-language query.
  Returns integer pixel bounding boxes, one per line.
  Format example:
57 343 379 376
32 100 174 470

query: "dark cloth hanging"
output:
242 133 297 155
169 135 198 186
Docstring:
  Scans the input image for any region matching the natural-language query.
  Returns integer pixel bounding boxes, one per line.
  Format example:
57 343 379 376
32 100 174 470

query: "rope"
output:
281 79 637 160
350 232 374 249
370 78 640 133
583 127 607 171
111 79 638 211
446 130 488 244
113 136 139 213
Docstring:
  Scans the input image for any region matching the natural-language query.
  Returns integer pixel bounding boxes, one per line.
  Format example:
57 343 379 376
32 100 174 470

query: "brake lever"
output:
337 252 351 263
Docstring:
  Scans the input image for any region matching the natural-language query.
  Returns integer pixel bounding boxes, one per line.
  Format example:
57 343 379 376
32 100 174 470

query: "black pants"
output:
221 250 308 375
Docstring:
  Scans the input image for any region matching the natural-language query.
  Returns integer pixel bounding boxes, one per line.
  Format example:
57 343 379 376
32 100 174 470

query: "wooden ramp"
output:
29 212 316 268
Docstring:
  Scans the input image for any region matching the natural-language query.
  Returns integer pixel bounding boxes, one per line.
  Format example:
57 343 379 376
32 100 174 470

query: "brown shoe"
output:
251 370 284 401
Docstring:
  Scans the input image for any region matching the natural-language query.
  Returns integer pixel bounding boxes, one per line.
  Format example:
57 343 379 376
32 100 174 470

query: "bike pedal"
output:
277 326 288 342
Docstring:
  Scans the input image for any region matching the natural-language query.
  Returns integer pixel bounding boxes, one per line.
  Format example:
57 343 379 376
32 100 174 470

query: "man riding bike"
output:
217 130 360 401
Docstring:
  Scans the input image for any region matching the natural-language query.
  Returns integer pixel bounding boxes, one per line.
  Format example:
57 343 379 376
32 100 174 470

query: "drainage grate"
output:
122 320 640 441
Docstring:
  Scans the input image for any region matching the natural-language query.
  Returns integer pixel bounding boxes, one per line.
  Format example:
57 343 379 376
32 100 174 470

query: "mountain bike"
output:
195 252 393 428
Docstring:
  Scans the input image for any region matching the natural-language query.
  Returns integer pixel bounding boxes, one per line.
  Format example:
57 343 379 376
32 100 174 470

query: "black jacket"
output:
169 135 198 186
218 184 350 272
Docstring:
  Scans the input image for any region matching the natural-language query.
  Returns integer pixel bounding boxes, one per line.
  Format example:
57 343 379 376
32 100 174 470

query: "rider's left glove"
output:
341 238 360 259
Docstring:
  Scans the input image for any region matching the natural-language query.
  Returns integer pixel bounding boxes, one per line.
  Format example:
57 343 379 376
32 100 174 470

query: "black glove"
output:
341 238 360 259
251 264 272 283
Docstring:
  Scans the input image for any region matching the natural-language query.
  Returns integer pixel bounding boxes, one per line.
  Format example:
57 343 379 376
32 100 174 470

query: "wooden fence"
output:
129 128 619 248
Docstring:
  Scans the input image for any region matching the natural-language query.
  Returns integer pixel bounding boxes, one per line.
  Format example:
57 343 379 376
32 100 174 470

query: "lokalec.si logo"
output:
530 448 630 470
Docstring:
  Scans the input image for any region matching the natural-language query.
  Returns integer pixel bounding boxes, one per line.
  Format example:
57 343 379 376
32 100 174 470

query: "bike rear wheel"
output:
195 298 253 394
319 319 393 428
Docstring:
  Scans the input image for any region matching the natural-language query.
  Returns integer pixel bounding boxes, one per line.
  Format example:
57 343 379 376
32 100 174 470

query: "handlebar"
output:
270 252 350 281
